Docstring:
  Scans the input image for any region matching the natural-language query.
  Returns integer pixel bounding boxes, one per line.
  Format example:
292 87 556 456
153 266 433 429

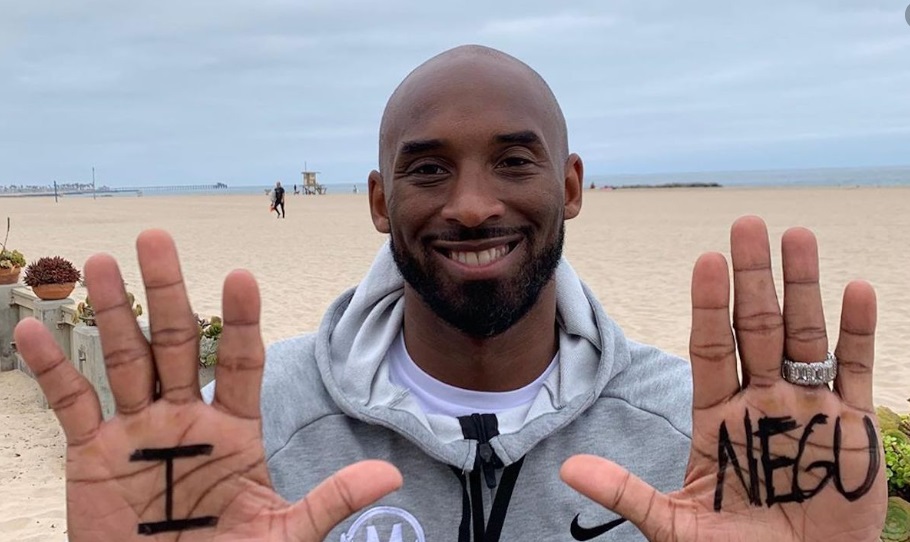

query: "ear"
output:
368 170 391 233
563 153 583 220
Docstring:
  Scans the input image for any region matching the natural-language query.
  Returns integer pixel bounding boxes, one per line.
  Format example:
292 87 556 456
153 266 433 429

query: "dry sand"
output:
1 186 908 541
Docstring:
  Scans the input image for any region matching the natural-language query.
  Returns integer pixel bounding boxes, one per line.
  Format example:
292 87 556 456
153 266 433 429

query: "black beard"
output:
390 224 564 338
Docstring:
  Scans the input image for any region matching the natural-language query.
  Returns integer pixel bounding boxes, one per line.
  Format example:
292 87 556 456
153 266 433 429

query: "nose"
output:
439 168 505 228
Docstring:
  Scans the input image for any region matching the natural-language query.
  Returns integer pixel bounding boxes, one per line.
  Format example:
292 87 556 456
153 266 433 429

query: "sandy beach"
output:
1 186 908 541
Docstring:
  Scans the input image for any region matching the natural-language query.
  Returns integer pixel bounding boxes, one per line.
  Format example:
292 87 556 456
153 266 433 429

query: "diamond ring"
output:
781 351 837 386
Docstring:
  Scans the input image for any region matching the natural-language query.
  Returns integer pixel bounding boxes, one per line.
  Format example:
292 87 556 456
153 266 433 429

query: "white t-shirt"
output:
387 331 558 422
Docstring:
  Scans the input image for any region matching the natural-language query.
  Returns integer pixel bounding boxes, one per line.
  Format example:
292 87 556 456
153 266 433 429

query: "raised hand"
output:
13 230 401 542
561 216 887 541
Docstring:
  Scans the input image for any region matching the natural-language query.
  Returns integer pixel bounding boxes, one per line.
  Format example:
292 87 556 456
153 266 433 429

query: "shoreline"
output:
3 182 910 200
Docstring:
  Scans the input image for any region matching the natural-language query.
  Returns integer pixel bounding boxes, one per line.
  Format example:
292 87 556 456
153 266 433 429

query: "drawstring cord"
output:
452 413 526 542
451 457 525 542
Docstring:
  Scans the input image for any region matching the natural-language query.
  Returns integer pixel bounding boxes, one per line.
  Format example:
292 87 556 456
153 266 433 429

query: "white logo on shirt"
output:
340 506 427 542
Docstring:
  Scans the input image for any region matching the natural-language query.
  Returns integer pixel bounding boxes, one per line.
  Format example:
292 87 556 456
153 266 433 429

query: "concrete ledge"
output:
2 284 214 415
2 285 74 371
0 285 17 371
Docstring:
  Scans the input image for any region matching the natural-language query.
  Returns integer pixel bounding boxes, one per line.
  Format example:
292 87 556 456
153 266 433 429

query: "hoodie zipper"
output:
471 413 501 490
454 413 525 542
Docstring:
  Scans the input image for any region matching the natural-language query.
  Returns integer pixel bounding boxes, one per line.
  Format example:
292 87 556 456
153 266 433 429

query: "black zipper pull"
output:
459 413 504 488
470 413 502 489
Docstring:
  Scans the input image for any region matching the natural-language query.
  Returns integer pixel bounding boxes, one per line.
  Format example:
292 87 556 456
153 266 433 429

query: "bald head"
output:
377 45 569 179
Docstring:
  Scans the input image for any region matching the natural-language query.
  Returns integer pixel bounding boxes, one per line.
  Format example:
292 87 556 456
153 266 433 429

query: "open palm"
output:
562 216 887 541
14 230 401 542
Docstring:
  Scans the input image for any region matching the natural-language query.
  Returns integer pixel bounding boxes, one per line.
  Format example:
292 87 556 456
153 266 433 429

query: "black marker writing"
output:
714 413 879 511
714 410 761 510
758 415 800 505
129 444 218 535
833 415 881 501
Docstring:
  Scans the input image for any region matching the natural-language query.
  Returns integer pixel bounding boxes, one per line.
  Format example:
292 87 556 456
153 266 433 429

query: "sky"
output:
2 0 909 187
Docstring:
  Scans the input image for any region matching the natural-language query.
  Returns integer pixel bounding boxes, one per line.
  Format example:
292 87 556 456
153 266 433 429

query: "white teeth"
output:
449 245 509 267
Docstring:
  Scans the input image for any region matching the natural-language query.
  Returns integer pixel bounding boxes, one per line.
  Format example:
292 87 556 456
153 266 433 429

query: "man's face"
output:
372 58 581 338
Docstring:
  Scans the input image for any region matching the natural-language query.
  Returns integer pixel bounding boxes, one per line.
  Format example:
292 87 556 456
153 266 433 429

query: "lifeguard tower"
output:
301 170 326 195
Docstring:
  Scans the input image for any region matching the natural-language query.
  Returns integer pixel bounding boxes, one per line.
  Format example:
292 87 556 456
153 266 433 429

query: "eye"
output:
408 163 449 176
496 156 534 169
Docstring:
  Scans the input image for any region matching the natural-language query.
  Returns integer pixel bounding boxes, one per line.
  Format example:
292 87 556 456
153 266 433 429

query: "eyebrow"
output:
398 139 444 156
495 130 542 146
397 131 543 157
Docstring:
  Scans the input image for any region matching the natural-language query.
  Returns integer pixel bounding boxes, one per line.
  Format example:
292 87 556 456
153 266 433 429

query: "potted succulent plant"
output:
197 314 223 366
74 290 143 326
0 248 26 285
0 217 26 285
196 314 223 386
23 256 82 300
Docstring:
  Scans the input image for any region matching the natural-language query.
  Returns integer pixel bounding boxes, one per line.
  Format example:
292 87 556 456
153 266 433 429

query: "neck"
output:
402 282 558 392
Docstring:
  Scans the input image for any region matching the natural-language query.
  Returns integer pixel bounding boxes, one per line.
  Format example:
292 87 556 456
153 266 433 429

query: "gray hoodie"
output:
209 244 693 541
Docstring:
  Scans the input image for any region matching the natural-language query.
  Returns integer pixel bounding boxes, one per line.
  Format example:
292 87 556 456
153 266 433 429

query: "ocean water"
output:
170 165 910 194
286 165 910 193
3 165 909 198
199 165 910 195
585 165 910 189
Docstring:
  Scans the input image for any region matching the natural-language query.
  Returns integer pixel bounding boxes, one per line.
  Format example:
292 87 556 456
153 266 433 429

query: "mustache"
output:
422 226 528 243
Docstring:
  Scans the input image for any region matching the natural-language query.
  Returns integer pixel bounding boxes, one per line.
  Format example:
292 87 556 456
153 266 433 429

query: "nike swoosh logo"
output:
570 514 628 541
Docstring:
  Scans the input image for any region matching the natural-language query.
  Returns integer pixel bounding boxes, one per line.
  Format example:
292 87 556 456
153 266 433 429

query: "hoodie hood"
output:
314 241 634 470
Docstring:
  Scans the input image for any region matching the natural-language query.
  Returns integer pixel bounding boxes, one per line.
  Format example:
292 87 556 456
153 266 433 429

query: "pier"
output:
0 183 229 198
103 183 229 194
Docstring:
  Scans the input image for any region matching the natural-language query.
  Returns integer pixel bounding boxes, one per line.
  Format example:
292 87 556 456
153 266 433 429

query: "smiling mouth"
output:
441 242 518 267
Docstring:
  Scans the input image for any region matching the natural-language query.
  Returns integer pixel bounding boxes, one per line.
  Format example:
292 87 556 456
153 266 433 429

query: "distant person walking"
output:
272 181 286 218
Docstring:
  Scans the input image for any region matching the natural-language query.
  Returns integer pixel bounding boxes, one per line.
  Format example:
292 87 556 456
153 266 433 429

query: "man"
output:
15 45 885 541
274 180 286 218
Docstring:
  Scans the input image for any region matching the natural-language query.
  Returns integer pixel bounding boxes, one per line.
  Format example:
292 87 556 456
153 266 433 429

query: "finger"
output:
136 230 200 403
14 318 102 445
84 254 156 414
287 460 402 538
561 455 675 541
781 228 828 363
212 270 266 420
689 252 739 409
730 216 784 387
833 280 876 411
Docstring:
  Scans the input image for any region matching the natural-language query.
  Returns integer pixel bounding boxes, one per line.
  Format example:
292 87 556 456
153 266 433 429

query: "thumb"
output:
561 454 673 541
287 460 403 540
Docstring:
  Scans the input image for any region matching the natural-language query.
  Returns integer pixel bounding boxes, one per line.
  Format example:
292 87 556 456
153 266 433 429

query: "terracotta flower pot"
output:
0 266 21 285
32 282 76 300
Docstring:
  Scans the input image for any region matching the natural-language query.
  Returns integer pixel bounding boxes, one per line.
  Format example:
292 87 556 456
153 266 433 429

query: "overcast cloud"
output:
2 0 909 186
